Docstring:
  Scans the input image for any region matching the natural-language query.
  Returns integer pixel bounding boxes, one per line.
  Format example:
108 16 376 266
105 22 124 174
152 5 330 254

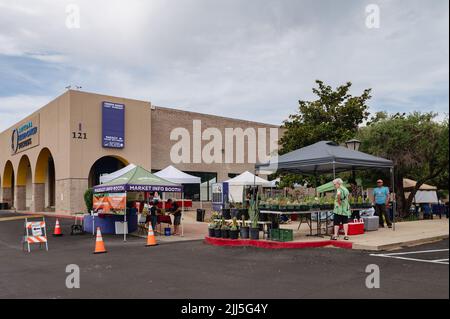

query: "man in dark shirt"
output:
167 199 182 235
146 199 160 231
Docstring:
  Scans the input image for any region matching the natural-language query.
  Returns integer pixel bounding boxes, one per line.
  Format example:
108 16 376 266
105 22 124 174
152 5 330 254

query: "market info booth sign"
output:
11 114 40 155
93 193 126 214
102 101 125 149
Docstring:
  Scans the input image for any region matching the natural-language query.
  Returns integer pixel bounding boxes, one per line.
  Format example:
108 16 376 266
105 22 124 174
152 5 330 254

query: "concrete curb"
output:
12 211 77 220
352 234 449 251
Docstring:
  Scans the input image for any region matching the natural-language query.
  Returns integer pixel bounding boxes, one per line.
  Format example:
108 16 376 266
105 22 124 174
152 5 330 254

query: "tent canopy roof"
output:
403 178 437 191
154 165 201 184
100 164 136 184
93 165 182 193
256 141 393 175
225 171 271 187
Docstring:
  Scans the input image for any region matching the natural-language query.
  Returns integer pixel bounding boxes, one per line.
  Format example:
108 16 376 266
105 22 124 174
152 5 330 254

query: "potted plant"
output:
240 215 250 239
270 198 280 211
208 223 216 237
248 196 260 240
287 199 295 212
229 217 239 239
353 196 363 209
293 199 301 211
214 219 222 238
362 196 372 208
221 221 230 239
321 196 334 210
311 197 321 210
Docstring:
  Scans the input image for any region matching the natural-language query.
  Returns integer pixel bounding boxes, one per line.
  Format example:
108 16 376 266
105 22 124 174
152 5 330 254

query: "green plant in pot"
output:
221 220 230 239
363 196 372 208
240 215 249 239
214 219 222 238
355 196 363 209
208 222 216 237
229 217 239 239
248 196 260 240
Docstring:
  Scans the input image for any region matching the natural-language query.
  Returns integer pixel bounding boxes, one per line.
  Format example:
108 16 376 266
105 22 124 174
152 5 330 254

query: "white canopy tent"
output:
406 191 439 204
403 178 439 204
225 171 271 203
155 165 202 208
154 165 201 184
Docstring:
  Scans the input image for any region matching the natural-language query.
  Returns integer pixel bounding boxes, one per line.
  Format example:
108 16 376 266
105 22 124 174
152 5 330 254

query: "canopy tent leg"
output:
332 162 336 179
124 192 127 242
181 191 185 237
390 167 396 231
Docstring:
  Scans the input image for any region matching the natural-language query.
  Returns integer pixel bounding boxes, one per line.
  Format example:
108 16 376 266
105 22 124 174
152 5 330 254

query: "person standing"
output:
146 199 160 232
331 178 351 241
373 179 392 228
167 199 182 235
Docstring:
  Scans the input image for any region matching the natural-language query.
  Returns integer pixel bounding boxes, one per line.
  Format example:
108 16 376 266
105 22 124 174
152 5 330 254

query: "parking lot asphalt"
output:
0 212 448 299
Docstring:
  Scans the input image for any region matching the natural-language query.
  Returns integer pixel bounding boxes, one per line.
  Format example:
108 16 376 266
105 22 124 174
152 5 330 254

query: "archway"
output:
34 148 56 212
2 161 15 208
88 155 129 188
16 155 32 211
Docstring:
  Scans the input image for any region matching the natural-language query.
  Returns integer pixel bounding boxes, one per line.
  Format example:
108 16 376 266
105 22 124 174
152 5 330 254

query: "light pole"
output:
345 139 361 151
345 139 361 181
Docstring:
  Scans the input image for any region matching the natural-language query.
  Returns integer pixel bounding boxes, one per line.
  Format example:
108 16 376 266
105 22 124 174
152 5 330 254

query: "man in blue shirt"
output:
373 179 392 228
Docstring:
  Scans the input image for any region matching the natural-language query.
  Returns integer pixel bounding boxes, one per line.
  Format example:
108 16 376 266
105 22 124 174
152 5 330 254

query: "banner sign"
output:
93 193 126 214
102 101 125 149
11 115 40 155
94 184 183 193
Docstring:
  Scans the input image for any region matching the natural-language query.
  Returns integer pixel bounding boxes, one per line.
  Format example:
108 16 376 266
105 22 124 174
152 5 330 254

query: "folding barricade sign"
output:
23 216 49 252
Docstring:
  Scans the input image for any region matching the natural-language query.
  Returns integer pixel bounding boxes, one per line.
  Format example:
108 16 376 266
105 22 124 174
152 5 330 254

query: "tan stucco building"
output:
0 90 281 214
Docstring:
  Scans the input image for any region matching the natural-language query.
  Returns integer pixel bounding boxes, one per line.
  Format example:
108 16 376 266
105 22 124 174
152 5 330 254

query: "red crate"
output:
339 219 365 235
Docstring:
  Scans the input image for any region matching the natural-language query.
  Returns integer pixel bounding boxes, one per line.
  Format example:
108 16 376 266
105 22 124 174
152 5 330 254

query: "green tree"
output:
84 188 94 213
278 80 372 187
358 113 449 217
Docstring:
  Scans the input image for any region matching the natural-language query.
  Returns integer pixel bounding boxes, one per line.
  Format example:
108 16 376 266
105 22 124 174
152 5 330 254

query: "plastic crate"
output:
278 229 294 242
270 228 280 241
271 229 293 242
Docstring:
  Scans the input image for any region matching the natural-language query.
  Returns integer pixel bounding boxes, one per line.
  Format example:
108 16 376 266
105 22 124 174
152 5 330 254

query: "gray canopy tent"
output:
255 141 396 230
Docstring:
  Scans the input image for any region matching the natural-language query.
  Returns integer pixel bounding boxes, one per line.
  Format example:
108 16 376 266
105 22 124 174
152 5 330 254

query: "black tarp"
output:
255 141 393 175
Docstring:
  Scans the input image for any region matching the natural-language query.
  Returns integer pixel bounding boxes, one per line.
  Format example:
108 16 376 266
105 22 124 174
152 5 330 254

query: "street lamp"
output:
345 139 361 151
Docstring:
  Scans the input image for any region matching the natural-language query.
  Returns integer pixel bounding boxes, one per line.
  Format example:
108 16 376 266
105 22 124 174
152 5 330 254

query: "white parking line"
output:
432 259 449 263
370 249 449 265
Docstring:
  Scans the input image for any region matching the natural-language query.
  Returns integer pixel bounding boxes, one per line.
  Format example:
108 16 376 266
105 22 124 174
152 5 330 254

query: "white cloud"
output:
0 95 53 132
0 0 448 131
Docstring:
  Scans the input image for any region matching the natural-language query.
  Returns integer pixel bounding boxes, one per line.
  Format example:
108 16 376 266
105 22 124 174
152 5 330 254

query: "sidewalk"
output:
349 219 449 251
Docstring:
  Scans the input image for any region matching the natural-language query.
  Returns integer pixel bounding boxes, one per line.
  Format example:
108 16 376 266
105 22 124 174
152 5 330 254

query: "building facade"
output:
0 90 281 214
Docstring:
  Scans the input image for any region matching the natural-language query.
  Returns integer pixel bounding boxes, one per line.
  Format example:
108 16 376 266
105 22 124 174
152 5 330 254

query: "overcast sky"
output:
0 0 448 131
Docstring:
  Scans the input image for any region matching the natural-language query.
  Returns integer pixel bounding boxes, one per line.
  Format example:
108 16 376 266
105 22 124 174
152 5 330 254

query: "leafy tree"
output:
278 80 372 187
84 188 94 213
358 112 449 217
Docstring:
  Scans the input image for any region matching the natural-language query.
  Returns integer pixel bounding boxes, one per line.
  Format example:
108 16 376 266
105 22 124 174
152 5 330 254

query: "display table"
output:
83 212 137 234
157 215 172 225
260 211 315 236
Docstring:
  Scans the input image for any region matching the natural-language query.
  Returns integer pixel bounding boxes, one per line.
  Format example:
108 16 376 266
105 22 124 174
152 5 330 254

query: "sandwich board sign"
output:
23 217 48 253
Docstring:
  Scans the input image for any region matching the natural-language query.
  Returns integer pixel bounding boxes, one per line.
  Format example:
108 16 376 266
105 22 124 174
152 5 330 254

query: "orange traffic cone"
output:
53 219 63 237
94 227 107 254
146 222 158 246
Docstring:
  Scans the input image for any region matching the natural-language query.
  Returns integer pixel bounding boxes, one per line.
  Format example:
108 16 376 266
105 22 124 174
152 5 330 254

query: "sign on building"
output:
11 115 40 155
102 101 125 149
